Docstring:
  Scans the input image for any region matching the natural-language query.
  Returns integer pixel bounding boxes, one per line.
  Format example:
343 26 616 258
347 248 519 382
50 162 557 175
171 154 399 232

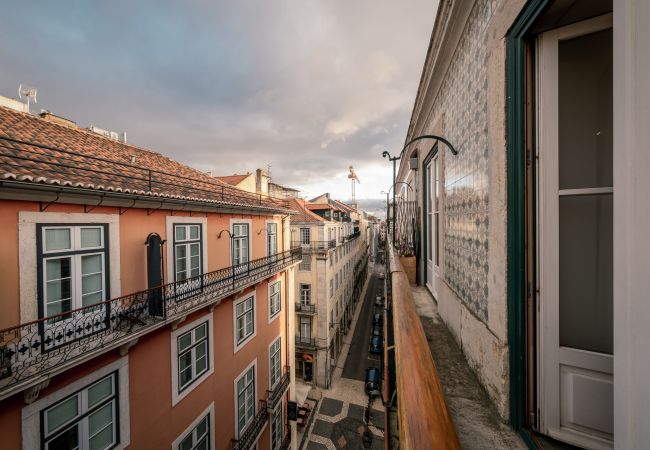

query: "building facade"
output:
0 104 298 450
289 197 370 388
392 0 650 448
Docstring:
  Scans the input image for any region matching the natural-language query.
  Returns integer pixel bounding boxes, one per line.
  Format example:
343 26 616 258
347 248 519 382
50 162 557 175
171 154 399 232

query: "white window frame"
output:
299 284 311 305
173 223 203 282
266 221 278 256
298 256 311 271
233 292 257 353
299 228 310 245
171 403 215 450
171 313 215 406
270 401 283 450
166 216 208 284
231 219 252 266
22 357 130 450
268 280 282 322
269 335 282 389
233 359 257 439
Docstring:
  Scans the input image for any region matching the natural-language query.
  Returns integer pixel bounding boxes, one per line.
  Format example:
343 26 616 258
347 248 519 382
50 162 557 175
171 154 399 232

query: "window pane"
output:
558 29 613 190
190 243 200 257
559 194 613 353
46 279 72 303
189 225 200 240
180 435 194 450
46 298 72 317
88 402 113 436
197 416 208 437
80 228 102 248
178 332 192 352
176 245 187 259
46 258 71 281
195 323 207 340
175 226 187 241
82 254 102 275
45 228 71 252
89 422 114 450
46 395 79 433
47 424 79 450
88 376 113 408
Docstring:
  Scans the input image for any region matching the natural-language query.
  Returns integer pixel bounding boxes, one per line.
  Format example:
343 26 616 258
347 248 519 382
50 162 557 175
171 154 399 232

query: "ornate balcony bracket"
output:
170 316 187 331
24 379 49 404
118 337 139 356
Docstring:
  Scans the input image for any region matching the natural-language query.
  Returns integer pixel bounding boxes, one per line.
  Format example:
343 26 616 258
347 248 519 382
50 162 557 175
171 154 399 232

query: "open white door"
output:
537 14 614 450
425 153 440 298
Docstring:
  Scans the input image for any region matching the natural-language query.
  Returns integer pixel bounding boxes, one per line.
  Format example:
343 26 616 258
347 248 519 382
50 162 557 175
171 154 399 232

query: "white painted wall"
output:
613 0 650 448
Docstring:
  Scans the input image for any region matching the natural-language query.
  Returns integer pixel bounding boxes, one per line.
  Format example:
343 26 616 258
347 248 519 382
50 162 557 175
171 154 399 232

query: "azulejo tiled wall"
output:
433 0 498 322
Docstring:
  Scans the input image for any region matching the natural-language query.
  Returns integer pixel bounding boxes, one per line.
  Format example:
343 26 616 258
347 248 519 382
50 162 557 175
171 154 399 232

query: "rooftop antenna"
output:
348 166 360 205
18 84 37 113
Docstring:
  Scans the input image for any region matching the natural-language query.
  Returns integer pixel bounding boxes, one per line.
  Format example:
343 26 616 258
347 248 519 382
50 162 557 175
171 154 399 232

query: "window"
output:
42 372 118 450
234 295 255 350
329 256 333 267
329 279 333 298
298 257 311 271
177 322 209 392
299 228 310 245
269 336 282 388
299 317 311 340
172 314 214 405
269 281 281 320
236 363 256 436
335 273 339 290
270 402 283 450
433 155 440 267
267 223 278 256
232 223 250 266
299 284 311 305
176 410 210 450
174 224 202 282
39 225 107 320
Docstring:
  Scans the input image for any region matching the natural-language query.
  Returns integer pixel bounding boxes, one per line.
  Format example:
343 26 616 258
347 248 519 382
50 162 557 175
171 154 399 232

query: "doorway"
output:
536 14 613 449
424 149 440 298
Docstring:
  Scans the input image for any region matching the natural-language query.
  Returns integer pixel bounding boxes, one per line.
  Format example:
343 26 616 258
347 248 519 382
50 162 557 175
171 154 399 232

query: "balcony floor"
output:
411 286 526 450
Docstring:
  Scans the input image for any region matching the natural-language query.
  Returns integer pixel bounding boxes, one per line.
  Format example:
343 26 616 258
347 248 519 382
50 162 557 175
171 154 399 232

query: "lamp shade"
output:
409 156 418 170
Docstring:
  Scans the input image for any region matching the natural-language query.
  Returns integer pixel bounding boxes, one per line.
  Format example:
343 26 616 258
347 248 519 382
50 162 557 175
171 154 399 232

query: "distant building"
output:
216 168 300 200
0 104 296 450
289 196 372 388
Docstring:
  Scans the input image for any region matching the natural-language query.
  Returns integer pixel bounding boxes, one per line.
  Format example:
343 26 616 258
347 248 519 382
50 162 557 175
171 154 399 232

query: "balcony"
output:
232 400 269 450
291 240 335 253
384 247 460 449
279 428 291 450
295 336 317 349
295 303 317 315
266 367 290 411
0 248 302 400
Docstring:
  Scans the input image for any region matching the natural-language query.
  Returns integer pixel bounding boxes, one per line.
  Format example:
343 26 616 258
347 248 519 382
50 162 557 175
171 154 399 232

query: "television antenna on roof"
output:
18 84 38 113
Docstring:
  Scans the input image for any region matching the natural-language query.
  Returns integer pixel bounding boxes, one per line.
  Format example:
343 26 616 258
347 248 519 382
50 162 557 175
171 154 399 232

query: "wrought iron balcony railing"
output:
266 367 290 411
295 303 317 314
233 400 269 450
0 248 302 399
290 240 336 252
295 336 317 348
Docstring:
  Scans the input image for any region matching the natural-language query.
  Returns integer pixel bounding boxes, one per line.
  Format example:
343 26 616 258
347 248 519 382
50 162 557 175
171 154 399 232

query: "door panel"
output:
537 13 613 449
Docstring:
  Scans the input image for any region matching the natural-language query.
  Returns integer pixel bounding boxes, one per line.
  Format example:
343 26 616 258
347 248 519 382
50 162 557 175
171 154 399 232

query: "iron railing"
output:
279 428 291 450
0 136 291 210
266 368 290 410
295 336 317 348
295 303 317 314
395 199 418 256
290 240 335 252
233 400 269 450
0 248 301 396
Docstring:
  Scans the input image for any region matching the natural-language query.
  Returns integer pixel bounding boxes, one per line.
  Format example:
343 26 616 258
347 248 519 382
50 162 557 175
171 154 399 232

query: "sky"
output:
0 1 438 218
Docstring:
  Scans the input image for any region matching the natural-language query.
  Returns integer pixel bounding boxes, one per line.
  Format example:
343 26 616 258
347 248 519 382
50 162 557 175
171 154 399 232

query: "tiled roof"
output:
215 174 250 186
305 203 331 210
332 199 355 214
287 198 325 223
0 106 291 212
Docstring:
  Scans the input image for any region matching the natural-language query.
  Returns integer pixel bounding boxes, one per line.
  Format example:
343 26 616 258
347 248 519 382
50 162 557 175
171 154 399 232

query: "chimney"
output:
39 110 77 128
255 168 269 195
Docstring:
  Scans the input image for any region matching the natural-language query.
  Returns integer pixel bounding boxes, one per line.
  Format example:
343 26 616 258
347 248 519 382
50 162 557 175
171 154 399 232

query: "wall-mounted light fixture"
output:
217 230 233 239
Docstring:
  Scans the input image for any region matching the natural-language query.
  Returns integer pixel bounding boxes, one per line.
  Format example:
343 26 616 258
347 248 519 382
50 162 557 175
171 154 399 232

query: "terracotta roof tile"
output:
215 174 250 185
0 106 291 212
287 198 325 223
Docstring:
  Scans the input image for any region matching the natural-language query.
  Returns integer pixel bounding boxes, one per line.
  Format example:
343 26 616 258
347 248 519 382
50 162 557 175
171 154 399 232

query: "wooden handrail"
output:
388 246 460 450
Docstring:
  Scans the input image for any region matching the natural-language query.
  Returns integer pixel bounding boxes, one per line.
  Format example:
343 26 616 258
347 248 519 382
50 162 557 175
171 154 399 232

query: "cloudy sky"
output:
0 1 437 217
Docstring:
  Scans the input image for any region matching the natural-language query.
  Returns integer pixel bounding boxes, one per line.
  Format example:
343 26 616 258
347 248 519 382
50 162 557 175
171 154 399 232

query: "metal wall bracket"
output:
39 192 60 212
147 201 164 216
119 199 137 215
84 194 106 213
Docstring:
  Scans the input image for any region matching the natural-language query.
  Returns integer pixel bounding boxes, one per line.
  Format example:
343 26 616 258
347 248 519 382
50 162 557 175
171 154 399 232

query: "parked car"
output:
373 313 383 327
372 325 382 337
375 296 384 307
369 336 383 354
365 367 382 395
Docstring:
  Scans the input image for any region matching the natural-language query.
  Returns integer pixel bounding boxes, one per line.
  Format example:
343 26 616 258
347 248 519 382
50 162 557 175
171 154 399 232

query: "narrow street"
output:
302 260 385 450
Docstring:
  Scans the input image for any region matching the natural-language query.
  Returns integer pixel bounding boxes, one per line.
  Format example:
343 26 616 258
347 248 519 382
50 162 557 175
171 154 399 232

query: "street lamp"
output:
382 134 457 247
